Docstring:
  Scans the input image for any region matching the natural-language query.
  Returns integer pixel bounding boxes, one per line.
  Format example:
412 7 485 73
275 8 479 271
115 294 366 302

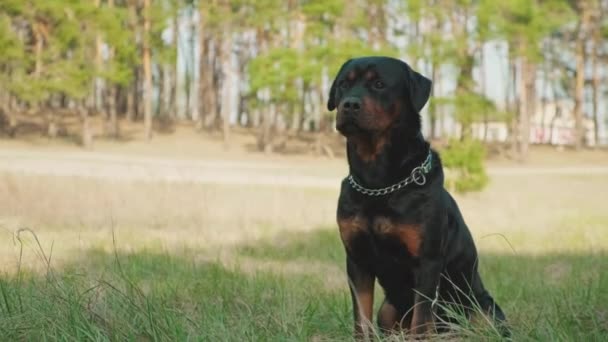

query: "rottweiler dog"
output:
328 57 508 338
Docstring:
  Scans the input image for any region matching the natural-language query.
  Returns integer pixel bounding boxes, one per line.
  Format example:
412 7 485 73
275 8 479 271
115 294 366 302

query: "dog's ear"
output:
327 59 352 111
404 63 432 113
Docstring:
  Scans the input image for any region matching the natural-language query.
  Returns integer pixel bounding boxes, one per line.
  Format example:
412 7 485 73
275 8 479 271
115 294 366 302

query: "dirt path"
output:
0 149 344 188
1 149 607 188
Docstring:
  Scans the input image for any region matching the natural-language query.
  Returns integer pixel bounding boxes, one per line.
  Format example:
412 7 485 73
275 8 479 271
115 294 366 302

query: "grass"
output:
1 238 353 341
1 230 607 340
1 168 608 340
238 229 608 340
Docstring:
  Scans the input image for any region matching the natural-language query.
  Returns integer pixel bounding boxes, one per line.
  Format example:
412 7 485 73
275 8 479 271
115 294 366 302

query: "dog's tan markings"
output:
410 296 435 335
364 98 402 128
377 300 402 332
346 70 357 81
372 217 423 257
354 283 375 337
364 70 377 81
349 98 403 163
337 215 366 250
350 95 390 162
396 224 423 257
350 135 389 163
362 96 391 129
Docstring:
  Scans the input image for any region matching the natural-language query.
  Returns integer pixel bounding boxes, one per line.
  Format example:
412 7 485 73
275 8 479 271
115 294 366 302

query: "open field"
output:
1 136 608 340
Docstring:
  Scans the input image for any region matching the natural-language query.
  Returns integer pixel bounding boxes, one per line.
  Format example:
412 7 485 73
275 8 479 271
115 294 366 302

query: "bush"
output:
440 139 489 193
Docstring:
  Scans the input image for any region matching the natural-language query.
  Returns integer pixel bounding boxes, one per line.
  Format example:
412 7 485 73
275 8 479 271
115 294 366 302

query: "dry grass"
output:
0 172 337 272
458 173 608 255
1 167 606 272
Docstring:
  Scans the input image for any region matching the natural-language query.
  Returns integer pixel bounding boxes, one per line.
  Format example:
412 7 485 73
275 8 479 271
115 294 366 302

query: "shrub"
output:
440 139 488 193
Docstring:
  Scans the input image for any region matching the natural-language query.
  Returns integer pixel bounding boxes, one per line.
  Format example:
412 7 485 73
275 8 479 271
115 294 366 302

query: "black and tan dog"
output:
328 56 508 338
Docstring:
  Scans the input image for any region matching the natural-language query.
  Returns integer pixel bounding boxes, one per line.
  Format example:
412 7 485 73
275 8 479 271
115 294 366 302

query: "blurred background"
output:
0 1 607 340
0 0 607 154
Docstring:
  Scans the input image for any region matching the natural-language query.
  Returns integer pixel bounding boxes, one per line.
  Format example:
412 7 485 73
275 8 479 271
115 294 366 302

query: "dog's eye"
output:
373 80 385 89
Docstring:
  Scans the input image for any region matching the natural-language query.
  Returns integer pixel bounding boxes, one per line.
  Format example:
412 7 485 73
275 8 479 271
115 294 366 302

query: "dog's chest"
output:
338 214 423 261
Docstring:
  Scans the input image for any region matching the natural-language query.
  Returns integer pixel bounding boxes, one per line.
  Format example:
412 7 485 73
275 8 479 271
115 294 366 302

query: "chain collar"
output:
347 150 433 196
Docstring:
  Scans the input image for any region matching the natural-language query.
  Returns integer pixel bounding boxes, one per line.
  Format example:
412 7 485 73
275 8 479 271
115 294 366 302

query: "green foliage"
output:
0 1 104 102
0 0 595 145
248 48 301 104
453 92 502 126
493 0 574 60
247 0 399 117
0 0 175 105
441 139 489 193
97 4 137 85
0 14 26 82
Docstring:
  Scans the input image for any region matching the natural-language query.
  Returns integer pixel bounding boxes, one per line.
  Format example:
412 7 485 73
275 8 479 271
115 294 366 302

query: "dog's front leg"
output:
346 256 375 340
410 258 442 336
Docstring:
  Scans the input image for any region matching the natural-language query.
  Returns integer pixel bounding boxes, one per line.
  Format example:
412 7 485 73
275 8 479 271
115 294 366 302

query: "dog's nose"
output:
341 97 361 115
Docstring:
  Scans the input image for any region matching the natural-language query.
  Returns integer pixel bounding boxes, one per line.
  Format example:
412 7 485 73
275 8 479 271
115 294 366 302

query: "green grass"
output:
1 228 607 340
0 246 352 341
1 171 608 340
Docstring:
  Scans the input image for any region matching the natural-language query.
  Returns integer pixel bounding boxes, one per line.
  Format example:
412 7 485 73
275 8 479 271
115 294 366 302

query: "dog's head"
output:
327 57 431 139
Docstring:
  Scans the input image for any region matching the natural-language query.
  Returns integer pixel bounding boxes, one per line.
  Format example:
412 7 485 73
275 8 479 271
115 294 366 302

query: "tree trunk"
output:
219 30 233 147
289 6 305 134
0 92 10 136
46 112 58 138
126 0 138 122
540 48 551 145
160 68 168 118
8 95 18 137
160 64 172 119
517 57 527 160
105 0 119 138
127 80 136 122
517 57 535 162
80 105 93 149
479 46 489 142
238 96 249 127
200 38 217 129
591 13 601 147
197 12 207 130
258 100 275 154
94 0 103 115
509 54 519 158
169 11 180 121
143 0 153 140
32 21 49 137
158 66 165 117
189 11 198 122
573 5 589 150
107 85 119 138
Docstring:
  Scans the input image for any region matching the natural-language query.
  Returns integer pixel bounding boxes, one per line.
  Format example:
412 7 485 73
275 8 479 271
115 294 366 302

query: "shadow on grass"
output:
238 227 608 341
0 227 607 340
